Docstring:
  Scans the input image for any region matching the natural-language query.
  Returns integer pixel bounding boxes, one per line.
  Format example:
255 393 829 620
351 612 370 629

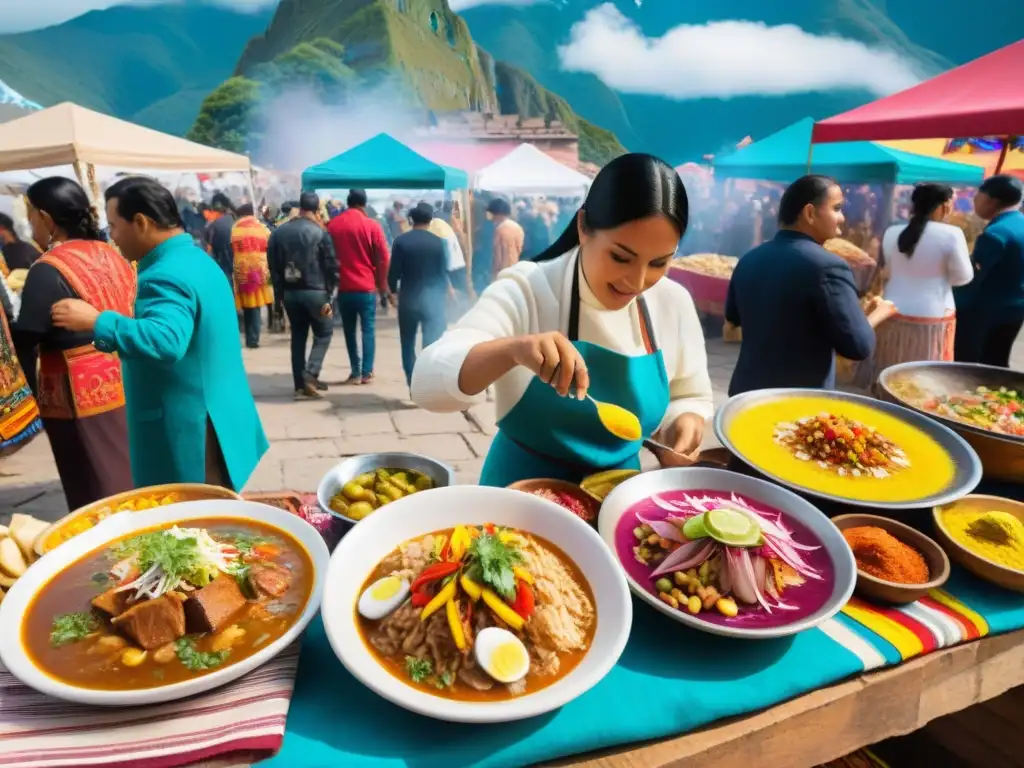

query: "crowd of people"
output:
0 157 1021 509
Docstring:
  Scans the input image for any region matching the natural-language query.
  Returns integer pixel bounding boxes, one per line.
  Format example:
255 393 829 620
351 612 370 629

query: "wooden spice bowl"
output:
506 478 601 527
933 495 1024 593
832 513 950 604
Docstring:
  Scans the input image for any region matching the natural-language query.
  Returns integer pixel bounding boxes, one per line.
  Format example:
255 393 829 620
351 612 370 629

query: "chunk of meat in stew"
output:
248 562 292 599
184 575 247 634
91 587 131 618
111 594 186 650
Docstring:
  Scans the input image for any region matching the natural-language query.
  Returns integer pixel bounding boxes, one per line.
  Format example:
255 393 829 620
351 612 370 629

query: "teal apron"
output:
479 257 671 487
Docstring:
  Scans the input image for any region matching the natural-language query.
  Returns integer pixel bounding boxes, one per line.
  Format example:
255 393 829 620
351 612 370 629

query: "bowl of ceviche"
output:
878 361 1024 483
320 485 632 722
0 500 328 706
598 467 856 639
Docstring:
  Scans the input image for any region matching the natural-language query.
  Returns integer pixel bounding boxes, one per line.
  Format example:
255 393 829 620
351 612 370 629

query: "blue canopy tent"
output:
301 133 468 191
714 118 985 185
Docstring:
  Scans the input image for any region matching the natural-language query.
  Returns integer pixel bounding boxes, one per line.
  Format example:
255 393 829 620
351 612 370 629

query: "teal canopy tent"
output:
714 118 985 185
301 133 468 191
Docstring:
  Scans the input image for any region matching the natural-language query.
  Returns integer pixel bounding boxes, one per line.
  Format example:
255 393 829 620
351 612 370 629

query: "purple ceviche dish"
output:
615 489 835 629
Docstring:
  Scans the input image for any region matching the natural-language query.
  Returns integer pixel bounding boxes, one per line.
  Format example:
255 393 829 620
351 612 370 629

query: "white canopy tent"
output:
474 143 590 195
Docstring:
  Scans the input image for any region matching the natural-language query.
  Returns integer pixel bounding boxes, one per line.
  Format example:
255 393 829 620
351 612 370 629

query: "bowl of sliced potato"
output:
0 513 51 605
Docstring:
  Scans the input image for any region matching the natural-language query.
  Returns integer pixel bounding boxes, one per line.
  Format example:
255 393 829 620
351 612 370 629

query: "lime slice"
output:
704 506 762 547
682 513 708 540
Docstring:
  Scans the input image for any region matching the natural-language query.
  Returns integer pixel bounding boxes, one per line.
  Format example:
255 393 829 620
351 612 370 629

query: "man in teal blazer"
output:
52 176 268 491
954 175 1024 367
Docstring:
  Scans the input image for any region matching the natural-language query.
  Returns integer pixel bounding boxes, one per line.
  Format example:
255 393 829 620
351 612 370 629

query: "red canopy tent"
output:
812 40 1024 171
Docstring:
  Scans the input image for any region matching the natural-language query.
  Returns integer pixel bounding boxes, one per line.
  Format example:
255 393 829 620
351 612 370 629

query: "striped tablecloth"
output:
0 644 300 768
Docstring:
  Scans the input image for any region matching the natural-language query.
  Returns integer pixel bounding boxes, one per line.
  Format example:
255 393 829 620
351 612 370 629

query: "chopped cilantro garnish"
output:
115 531 218 589
175 637 230 671
50 612 99 646
226 533 274 555
466 533 523 600
435 671 454 689
404 655 433 683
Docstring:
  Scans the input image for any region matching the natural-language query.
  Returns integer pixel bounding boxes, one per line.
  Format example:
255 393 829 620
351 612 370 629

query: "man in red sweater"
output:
327 189 391 384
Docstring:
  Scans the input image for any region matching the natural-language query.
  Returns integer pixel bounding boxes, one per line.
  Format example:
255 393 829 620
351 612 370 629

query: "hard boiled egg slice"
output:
475 626 530 684
358 576 410 620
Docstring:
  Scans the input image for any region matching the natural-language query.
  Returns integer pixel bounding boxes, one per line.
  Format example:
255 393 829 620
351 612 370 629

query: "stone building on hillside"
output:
415 111 580 167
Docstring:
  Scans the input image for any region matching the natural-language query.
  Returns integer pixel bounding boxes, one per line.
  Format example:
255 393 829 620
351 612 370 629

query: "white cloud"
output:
447 0 544 12
0 0 277 33
557 5 923 100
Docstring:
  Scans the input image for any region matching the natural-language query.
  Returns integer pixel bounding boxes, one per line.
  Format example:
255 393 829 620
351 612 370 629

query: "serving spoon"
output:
581 393 643 441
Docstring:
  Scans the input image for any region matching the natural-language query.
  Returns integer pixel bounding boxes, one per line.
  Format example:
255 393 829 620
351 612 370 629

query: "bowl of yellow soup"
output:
714 389 981 510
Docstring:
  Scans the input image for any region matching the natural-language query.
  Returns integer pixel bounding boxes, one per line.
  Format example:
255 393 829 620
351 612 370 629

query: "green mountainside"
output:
0 5 272 136
187 0 625 165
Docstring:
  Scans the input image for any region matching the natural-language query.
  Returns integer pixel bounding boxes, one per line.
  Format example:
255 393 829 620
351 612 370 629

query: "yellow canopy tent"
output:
881 138 1024 179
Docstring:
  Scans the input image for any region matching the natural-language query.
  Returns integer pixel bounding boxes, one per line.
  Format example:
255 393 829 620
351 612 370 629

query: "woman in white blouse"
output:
411 154 713 486
875 183 974 379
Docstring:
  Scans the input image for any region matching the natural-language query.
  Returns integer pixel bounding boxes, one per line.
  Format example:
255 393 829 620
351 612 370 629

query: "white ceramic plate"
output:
0 500 329 706
598 467 856 639
321 485 632 722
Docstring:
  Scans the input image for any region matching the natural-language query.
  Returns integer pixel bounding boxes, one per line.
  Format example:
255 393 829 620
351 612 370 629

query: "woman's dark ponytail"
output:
530 153 688 262
26 177 106 242
897 183 953 257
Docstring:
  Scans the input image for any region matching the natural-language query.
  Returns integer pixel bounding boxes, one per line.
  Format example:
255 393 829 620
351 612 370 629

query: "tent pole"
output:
463 188 473 293
993 136 1011 174
806 142 815 174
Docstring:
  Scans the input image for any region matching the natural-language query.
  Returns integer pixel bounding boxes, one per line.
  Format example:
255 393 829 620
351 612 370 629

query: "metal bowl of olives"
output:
316 452 457 525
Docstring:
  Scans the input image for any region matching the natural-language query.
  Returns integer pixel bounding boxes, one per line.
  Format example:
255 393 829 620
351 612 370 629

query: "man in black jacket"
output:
268 192 340 399
0 213 40 271
726 175 893 396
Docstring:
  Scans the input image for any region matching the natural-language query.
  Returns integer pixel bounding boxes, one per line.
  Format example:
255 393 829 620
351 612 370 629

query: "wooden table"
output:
200 630 1024 768
549 629 1024 768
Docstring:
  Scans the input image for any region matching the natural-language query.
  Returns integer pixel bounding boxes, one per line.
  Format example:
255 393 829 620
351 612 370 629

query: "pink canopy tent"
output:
411 141 519 176
812 40 1024 172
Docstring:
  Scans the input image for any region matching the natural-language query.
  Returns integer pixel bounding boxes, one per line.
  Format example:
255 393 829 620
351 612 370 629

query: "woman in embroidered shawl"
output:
12 178 136 510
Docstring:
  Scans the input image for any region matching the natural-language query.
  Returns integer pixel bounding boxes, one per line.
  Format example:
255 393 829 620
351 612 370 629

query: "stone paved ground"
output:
2 314 1020 525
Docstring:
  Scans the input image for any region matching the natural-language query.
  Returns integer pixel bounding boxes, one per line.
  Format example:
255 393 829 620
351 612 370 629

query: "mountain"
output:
460 0 1024 162
188 0 626 164
0 4 273 136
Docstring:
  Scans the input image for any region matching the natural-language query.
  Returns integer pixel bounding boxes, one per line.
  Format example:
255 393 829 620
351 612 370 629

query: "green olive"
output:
346 501 374 521
328 493 349 514
355 472 375 488
413 473 434 491
342 481 375 503
374 468 391 483
381 482 405 501
375 493 391 507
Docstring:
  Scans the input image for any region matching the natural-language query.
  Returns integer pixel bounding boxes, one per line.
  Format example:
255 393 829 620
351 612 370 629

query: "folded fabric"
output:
0 644 300 768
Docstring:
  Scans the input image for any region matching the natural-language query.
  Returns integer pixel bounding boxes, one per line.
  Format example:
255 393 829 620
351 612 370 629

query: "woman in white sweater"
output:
412 154 714 487
874 183 974 379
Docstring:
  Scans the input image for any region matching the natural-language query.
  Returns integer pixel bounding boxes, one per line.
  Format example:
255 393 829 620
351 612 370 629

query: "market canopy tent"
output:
881 138 1024 180
812 40 1024 144
0 102 251 173
714 118 984 185
475 143 590 195
302 133 468 191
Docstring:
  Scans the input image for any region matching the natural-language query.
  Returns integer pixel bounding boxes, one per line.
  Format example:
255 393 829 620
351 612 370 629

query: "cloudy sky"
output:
0 0 276 33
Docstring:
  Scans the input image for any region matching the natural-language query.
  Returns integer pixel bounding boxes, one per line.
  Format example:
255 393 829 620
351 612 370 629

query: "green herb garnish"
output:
435 671 454 689
404 656 433 683
466 533 523 600
227 533 273 555
115 530 219 589
50 612 99 646
174 637 230 671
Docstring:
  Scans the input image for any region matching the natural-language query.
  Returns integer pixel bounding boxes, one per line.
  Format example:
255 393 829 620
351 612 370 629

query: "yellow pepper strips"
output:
481 588 525 631
432 535 448 561
421 579 457 621
498 530 525 546
446 598 466 651
450 526 472 561
512 567 534 585
459 574 482 601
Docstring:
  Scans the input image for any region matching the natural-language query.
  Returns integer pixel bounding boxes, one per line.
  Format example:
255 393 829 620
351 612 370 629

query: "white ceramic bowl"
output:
0 500 329 706
599 467 856 639
321 485 632 722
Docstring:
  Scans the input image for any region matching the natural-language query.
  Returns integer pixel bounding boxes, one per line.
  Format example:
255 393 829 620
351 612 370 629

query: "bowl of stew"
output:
0 500 329 706
321 485 632 722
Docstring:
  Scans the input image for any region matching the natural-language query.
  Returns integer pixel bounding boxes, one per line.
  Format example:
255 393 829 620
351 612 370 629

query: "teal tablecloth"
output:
264 598 864 768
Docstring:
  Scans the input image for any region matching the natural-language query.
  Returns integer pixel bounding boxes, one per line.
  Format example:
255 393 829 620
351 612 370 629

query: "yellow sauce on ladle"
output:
585 394 642 441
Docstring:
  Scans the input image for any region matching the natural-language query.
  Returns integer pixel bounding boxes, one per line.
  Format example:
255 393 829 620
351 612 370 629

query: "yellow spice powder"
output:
942 510 1024 571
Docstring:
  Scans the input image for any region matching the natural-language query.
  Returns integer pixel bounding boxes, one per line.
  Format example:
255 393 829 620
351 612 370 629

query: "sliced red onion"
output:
635 513 686 543
725 547 756 605
650 495 682 513
739 549 773 614
650 539 716 577
762 533 822 580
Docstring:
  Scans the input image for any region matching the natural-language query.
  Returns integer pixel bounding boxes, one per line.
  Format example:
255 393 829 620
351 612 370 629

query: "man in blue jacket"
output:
50 176 268 491
954 175 1024 367
726 175 893 396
